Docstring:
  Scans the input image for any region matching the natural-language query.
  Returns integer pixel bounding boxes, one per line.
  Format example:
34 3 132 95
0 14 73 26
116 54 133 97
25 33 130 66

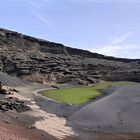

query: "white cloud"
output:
93 44 138 56
109 33 132 44
31 10 53 29
92 33 139 57
25 0 52 28
68 0 140 4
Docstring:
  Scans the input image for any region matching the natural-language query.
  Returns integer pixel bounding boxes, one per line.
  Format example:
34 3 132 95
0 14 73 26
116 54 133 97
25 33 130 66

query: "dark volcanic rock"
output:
0 28 140 84
0 97 31 112
0 89 9 95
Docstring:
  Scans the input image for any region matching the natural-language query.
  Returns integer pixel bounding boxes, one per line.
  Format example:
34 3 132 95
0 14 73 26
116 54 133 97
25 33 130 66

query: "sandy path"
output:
0 116 54 140
8 85 76 139
28 101 76 139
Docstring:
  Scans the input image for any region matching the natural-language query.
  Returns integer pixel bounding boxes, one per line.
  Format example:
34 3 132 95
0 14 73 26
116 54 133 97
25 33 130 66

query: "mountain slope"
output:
0 28 140 84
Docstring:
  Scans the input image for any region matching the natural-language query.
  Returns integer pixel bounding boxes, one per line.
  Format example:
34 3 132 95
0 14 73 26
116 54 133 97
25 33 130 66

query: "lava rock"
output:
0 97 31 113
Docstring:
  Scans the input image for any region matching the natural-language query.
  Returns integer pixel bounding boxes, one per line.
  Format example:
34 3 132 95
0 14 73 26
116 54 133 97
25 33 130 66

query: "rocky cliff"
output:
0 28 140 85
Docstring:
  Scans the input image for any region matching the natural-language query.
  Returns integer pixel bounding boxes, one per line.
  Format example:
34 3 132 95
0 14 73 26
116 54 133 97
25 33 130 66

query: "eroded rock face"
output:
0 28 140 84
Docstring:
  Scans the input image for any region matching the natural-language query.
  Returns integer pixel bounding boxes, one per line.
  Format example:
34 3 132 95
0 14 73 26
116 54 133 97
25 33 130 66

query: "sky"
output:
0 0 140 58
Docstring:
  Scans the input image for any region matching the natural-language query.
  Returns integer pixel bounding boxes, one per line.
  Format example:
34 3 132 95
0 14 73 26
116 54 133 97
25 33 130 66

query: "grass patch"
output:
41 81 137 105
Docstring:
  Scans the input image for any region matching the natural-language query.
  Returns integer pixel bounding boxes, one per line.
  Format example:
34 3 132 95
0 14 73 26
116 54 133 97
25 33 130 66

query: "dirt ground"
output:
0 115 55 140
0 83 140 140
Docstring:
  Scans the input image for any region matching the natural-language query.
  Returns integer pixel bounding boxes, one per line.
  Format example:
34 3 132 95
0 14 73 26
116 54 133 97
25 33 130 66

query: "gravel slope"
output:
0 72 28 86
69 85 140 133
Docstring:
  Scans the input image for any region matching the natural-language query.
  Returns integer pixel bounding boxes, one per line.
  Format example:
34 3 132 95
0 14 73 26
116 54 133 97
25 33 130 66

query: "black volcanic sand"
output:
0 72 28 86
34 94 79 118
67 84 140 140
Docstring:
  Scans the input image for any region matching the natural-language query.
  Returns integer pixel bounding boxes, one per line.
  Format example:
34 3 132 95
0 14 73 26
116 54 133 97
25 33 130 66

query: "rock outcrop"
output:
0 28 140 84
0 97 31 112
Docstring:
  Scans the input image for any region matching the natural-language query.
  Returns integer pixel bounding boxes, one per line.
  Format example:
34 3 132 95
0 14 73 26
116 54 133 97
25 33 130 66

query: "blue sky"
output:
0 0 140 58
